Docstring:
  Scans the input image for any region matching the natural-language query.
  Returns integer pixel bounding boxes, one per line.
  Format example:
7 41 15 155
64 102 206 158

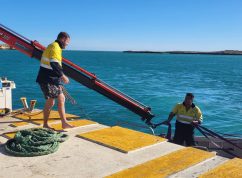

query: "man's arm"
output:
164 112 175 124
50 62 69 84
192 107 203 125
163 104 178 124
50 61 63 77
49 45 69 84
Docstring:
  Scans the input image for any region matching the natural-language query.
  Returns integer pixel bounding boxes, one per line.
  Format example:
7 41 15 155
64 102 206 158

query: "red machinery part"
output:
0 24 154 121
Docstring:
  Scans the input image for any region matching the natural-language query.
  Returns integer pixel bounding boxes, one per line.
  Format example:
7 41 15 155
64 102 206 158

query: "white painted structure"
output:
0 77 15 111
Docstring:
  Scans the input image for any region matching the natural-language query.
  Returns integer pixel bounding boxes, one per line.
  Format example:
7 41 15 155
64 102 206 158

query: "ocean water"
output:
0 50 242 135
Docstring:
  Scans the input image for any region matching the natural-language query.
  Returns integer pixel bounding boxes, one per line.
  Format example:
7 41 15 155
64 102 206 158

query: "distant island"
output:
0 44 15 50
124 50 242 55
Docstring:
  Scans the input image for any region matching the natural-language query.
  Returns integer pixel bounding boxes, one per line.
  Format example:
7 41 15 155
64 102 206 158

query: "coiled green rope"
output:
5 128 68 157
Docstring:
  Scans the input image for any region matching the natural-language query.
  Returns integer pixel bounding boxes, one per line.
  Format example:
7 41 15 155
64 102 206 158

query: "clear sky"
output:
1 0 242 51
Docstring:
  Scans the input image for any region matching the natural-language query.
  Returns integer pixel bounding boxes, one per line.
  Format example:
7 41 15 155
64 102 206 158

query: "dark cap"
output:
186 93 194 98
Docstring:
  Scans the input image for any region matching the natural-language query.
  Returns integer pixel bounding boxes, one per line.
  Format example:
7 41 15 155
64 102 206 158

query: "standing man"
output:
164 93 202 146
36 32 73 129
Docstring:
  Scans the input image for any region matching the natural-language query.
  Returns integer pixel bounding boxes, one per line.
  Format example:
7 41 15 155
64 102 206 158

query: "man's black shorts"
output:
39 83 63 99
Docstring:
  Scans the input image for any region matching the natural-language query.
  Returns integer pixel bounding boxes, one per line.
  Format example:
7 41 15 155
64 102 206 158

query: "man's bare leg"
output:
43 98 55 129
58 93 73 129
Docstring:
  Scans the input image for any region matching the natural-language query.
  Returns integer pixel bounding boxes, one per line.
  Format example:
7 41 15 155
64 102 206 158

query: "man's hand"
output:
192 120 200 126
61 75 69 84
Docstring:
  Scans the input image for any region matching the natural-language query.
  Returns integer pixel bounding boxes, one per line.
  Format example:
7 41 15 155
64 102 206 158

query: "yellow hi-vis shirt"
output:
172 103 203 124
40 42 62 69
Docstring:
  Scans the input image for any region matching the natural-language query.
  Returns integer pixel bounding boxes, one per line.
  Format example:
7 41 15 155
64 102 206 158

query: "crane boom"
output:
0 24 154 122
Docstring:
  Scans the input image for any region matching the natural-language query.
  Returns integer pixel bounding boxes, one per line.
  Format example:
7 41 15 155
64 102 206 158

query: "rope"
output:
5 128 68 157
116 120 156 135
62 86 77 105
61 86 91 119
214 132 242 141
55 87 242 155
152 121 172 141
194 124 241 157
117 120 172 141
197 125 242 150
63 86 173 140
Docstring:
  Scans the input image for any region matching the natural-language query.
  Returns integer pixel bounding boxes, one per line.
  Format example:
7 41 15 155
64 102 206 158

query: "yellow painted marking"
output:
77 126 166 153
31 119 57 125
3 120 96 139
199 158 242 178
10 121 29 127
106 147 214 178
9 119 56 127
2 131 17 139
50 119 97 131
14 110 79 120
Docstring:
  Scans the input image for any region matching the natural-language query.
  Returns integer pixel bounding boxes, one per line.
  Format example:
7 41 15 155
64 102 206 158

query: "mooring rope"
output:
5 128 68 157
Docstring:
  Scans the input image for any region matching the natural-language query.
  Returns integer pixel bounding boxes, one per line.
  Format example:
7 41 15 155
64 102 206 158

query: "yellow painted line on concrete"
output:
14 110 80 120
10 121 29 127
9 119 56 127
199 158 242 178
77 126 166 153
106 147 215 178
50 119 97 131
3 119 96 139
3 120 85 139
2 131 17 139
31 119 57 125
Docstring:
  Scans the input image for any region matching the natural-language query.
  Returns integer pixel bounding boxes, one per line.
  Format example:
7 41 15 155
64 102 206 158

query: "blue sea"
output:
0 50 242 135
